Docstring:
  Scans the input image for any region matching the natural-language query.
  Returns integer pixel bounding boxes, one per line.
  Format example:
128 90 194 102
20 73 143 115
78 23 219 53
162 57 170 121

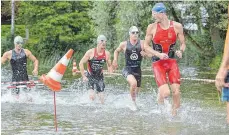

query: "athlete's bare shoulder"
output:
146 23 157 34
1 50 12 61
85 48 94 57
5 50 12 57
172 21 183 28
120 41 127 48
88 48 94 53
105 50 110 54
172 21 183 35
121 41 127 46
6 50 12 55
23 49 32 55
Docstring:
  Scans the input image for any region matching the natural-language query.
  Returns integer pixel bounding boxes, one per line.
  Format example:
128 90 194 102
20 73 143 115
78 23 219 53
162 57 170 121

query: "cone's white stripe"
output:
47 69 63 82
60 56 70 66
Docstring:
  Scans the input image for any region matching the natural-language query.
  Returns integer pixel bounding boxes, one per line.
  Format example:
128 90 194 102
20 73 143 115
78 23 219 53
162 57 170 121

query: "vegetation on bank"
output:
1 1 228 74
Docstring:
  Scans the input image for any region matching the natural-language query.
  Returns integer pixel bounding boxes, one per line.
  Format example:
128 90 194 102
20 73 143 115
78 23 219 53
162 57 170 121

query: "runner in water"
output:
144 3 186 116
1 35 39 95
79 35 113 104
112 26 149 110
215 25 229 124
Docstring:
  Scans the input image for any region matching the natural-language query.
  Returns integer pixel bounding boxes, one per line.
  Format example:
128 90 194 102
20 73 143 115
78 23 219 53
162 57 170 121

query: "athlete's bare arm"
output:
112 41 126 69
173 22 186 59
105 50 113 73
175 22 186 52
215 27 229 90
25 49 39 76
140 40 153 58
1 51 11 64
113 41 126 61
79 49 92 78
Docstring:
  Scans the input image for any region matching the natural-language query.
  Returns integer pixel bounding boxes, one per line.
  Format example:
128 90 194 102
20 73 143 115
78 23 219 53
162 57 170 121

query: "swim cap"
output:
152 3 166 13
97 35 107 43
129 26 139 33
129 26 139 35
14 36 24 45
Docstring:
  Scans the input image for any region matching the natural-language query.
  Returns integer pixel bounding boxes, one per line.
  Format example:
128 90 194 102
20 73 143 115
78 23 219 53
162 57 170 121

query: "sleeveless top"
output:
10 49 29 82
125 39 142 68
87 48 106 76
152 21 177 62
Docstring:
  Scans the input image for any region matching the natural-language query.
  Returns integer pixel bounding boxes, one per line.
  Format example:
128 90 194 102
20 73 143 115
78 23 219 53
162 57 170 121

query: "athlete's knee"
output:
172 88 180 96
163 90 170 98
127 77 137 88
130 81 137 89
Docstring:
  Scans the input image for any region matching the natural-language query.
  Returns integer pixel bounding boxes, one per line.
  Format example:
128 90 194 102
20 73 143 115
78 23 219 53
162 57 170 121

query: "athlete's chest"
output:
153 28 176 44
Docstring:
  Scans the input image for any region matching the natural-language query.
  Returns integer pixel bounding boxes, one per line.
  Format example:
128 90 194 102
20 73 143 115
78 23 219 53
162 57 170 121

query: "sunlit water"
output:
1 68 229 135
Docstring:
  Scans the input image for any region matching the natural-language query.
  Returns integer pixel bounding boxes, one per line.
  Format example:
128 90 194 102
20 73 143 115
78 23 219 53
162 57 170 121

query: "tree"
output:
18 1 93 60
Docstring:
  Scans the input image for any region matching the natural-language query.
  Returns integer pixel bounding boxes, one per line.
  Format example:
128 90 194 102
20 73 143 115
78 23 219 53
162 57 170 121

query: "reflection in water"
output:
1 68 229 135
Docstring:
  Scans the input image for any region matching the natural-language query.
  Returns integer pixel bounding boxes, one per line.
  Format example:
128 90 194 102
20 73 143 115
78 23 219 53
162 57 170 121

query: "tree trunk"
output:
11 0 15 40
170 3 213 56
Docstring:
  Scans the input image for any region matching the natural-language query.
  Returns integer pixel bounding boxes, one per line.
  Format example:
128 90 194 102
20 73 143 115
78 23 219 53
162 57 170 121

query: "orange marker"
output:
72 59 79 75
40 49 74 91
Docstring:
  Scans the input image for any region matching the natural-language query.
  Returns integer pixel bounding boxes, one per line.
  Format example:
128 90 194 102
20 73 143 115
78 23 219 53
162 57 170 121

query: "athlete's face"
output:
130 31 139 40
98 40 106 50
14 41 23 50
152 11 163 22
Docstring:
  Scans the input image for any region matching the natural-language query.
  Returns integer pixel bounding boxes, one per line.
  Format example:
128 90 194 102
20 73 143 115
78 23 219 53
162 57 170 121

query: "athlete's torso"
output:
10 49 29 82
152 21 177 62
125 39 142 68
87 48 106 76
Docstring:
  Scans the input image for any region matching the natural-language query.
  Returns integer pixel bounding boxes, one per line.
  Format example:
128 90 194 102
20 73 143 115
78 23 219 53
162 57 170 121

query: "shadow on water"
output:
1 67 229 135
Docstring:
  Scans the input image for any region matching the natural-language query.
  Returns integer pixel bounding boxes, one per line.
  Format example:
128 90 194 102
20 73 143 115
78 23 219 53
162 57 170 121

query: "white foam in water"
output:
1 87 50 104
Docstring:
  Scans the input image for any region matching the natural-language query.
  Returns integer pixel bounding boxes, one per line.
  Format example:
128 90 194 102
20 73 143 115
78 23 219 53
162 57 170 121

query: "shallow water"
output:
1 68 229 135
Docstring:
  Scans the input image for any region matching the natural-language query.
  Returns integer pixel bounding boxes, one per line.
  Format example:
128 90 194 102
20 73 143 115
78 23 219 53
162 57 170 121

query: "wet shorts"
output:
11 88 20 95
152 59 180 87
222 71 229 102
122 67 142 87
86 72 105 92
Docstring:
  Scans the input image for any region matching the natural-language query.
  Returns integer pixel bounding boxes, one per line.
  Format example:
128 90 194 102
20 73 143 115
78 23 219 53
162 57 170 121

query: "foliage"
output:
17 1 94 60
209 53 223 70
1 1 228 70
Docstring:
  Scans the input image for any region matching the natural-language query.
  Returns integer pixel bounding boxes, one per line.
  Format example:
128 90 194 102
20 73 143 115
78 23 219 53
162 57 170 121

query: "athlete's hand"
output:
175 50 182 58
215 68 228 92
82 76 88 82
158 53 169 60
140 51 147 57
112 60 118 70
32 69 38 76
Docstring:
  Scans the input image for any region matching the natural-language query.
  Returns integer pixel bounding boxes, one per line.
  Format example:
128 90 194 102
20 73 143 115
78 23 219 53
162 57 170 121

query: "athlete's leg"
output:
127 75 138 102
168 59 181 116
170 83 181 116
86 74 96 101
133 69 142 101
158 84 170 104
89 89 96 101
152 61 168 104
96 78 105 104
98 92 104 104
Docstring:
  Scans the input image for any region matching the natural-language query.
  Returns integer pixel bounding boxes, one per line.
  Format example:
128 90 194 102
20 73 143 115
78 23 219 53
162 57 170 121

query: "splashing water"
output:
1 68 229 135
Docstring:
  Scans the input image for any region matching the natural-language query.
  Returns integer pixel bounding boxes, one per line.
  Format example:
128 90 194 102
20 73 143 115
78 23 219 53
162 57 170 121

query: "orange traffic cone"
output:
40 49 74 91
72 59 79 75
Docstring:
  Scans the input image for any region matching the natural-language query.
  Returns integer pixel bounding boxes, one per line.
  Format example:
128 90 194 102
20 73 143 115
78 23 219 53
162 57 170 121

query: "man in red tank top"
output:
79 35 113 104
144 3 186 116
